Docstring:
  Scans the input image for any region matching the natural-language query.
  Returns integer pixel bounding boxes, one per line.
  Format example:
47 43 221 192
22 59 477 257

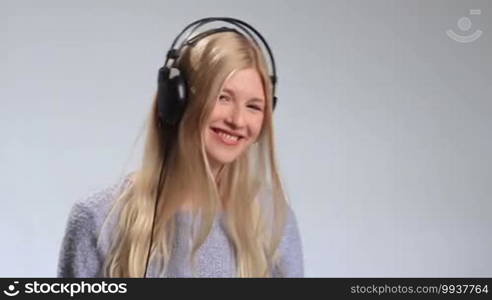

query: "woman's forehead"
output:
221 68 265 100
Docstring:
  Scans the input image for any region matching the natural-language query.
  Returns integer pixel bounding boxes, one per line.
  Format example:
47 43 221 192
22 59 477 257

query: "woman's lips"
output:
211 127 243 146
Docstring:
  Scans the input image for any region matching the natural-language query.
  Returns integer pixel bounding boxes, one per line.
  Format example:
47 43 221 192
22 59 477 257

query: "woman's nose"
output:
226 105 246 128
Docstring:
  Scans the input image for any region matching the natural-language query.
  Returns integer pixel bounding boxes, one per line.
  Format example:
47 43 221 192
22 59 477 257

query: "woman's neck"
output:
178 165 227 213
209 160 225 181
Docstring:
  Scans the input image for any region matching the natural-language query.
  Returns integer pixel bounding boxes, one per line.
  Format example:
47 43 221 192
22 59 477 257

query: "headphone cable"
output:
143 125 174 278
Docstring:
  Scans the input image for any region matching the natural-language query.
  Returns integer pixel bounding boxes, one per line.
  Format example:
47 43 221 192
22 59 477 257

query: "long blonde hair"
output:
99 30 289 277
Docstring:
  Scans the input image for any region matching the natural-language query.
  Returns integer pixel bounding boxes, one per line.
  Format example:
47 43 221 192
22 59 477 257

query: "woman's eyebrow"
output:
223 88 265 103
249 98 265 104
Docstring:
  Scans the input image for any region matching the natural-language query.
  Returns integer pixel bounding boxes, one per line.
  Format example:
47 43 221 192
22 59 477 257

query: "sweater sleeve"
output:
272 206 305 277
57 195 105 278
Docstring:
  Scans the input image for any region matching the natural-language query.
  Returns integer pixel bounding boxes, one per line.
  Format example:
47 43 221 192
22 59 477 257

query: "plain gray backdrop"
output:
2 0 491 277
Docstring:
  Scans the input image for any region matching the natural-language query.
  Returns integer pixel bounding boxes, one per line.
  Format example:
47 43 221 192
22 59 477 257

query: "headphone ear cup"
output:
157 66 170 126
157 66 188 126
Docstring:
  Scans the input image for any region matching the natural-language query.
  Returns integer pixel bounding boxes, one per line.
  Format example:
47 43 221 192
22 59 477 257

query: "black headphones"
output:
156 17 279 128
144 17 278 278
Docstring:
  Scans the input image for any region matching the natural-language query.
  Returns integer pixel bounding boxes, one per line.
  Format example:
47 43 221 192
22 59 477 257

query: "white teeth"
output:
218 131 238 141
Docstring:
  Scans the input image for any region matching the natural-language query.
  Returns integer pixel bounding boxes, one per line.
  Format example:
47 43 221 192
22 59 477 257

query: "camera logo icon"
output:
3 281 20 297
446 9 483 43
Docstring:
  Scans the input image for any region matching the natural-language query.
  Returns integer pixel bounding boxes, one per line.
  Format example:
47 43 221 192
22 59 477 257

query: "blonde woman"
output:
57 18 304 278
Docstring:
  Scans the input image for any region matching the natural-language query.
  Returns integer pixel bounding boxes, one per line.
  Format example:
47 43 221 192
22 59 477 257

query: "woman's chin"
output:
205 146 242 165
209 155 236 165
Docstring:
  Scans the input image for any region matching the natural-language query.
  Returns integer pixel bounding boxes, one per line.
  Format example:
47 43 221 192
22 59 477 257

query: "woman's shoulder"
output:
255 187 300 228
58 172 134 277
67 172 134 231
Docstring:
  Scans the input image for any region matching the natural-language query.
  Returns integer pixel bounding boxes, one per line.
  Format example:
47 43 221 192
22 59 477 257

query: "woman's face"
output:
203 67 266 169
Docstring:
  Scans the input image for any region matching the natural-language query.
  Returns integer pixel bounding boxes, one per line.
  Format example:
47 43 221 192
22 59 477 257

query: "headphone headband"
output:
165 17 277 85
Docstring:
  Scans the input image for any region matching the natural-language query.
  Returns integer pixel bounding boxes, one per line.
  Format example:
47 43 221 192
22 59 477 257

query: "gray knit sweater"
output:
57 174 304 278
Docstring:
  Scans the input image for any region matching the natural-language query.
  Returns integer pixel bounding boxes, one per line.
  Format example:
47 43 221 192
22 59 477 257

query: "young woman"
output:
57 18 304 278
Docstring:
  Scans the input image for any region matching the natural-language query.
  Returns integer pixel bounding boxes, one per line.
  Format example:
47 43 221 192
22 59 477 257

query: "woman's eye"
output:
248 105 262 111
219 95 229 102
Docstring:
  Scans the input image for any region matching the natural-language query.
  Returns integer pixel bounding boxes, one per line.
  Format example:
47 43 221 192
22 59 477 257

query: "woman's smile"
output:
211 127 245 146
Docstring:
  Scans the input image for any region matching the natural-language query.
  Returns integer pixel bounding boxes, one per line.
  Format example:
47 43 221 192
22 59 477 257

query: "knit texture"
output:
57 174 304 277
